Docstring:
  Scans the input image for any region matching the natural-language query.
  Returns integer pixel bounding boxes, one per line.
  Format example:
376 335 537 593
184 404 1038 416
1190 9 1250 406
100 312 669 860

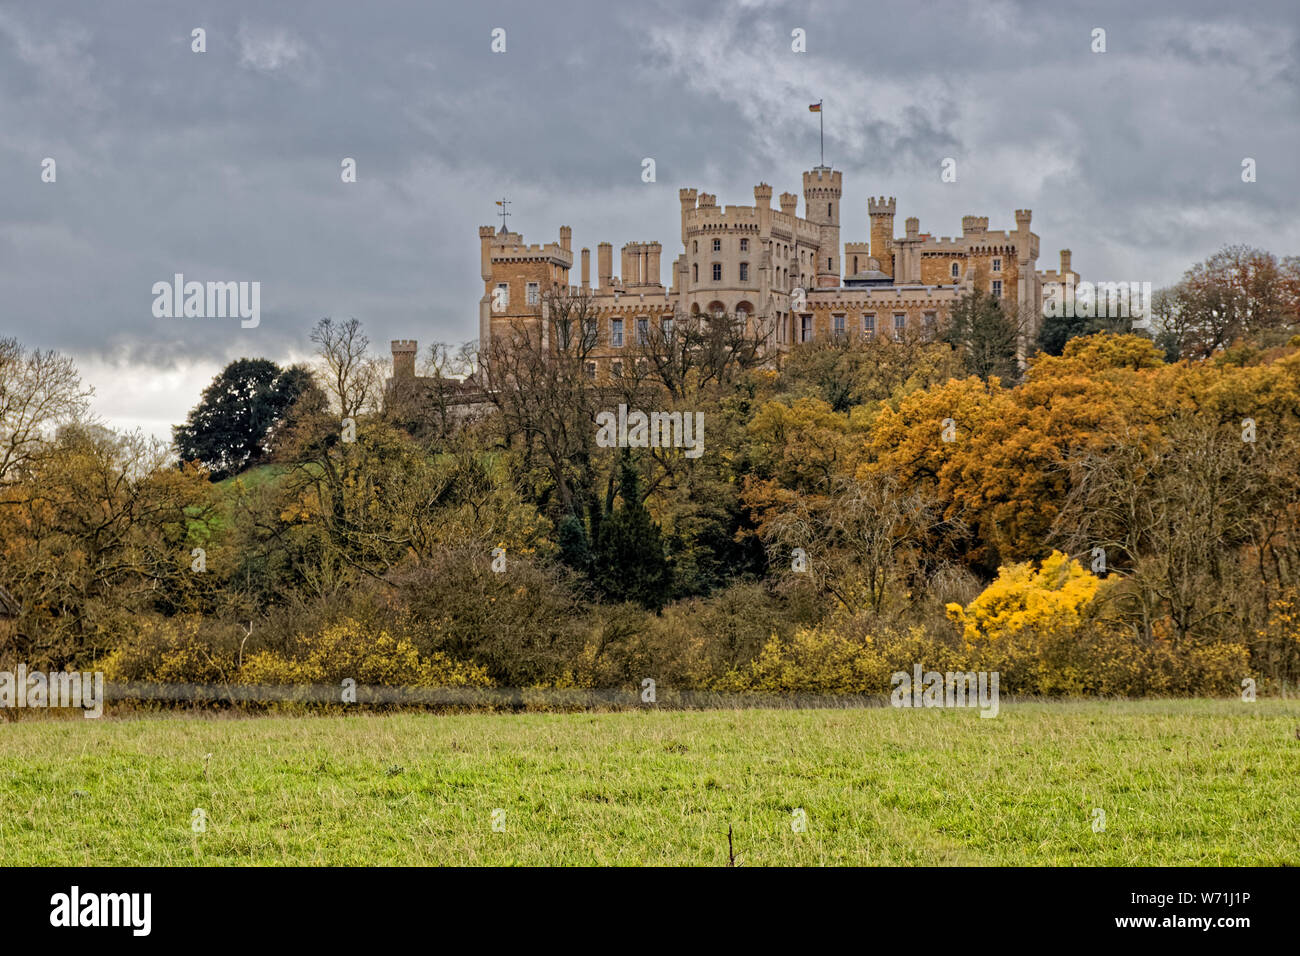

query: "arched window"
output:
951 261 961 280
692 263 698 282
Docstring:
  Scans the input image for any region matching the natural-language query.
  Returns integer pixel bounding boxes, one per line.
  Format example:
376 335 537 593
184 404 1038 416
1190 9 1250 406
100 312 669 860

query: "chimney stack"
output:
598 242 613 290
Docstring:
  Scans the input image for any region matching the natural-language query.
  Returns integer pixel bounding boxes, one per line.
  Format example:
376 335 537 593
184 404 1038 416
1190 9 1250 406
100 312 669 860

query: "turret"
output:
803 167 842 287
479 225 496 282
867 196 896 279
391 340 417 379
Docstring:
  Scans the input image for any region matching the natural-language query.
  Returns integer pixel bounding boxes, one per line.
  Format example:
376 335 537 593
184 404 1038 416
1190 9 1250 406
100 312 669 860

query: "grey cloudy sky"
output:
2 0 1297 439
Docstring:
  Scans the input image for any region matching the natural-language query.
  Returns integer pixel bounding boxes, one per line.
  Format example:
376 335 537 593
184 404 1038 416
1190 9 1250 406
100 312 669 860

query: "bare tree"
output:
483 289 605 517
762 473 951 615
0 337 93 487
310 318 380 420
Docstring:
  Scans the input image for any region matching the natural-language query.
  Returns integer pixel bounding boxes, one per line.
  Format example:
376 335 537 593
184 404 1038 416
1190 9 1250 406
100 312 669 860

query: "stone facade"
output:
397 167 1079 385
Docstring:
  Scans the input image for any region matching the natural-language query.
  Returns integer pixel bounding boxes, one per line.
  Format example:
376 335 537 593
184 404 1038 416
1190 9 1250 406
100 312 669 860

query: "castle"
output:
393 164 1078 381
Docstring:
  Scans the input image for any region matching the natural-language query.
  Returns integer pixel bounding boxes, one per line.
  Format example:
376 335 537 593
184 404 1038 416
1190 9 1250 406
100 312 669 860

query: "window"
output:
584 361 596 379
833 313 845 338
992 258 1002 273
495 282 509 308
555 318 571 349
740 238 749 252
526 281 540 305
712 238 721 252
893 313 906 341
863 313 876 336
661 316 673 340
582 319 597 349
611 318 624 347
611 360 623 378
827 257 832 271
739 262 749 282
923 312 937 339
950 262 960 280
827 202 832 217
991 280 1002 298
800 314 813 342
692 263 698 282
693 240 698 253
636 317 649 345
712 263 722 281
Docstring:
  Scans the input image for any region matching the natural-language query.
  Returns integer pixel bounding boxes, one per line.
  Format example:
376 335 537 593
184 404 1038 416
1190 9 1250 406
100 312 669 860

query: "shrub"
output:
238 618 489 687
947 550 1101 647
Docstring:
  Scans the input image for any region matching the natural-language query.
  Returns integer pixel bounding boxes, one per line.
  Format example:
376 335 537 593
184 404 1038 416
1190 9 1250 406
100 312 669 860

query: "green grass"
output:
2 700 1297 865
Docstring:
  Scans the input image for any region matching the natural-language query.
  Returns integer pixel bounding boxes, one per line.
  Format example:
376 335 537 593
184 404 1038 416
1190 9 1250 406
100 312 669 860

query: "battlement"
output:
1015 209 1032 226
683 205 760 232
802 168 842 194
491 239 573 265
961 216 989 235
868 196 896 216
698 193 717 208
754 183 773 204
920 230 1015 249
391 339 418 352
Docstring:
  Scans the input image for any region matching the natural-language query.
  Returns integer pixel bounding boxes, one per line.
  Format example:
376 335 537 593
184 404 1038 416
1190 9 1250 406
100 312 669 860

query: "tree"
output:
1154 246 1300 359
1037 308 1134 356
0 337 92 487
173 358 315 480
942 290 1025 382
310 317 380 419
485 288 605 519
591 459 672 609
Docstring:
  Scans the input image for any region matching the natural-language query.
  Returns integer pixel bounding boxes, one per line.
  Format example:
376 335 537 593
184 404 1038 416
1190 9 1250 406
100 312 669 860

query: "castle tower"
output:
868 197 896 279
803 167 842 287
391 340 417 379
581 248 591 289
679 188 697 245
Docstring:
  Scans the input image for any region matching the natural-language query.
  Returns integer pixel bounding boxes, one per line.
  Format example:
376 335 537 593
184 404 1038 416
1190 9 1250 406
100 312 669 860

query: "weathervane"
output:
495 198 511 232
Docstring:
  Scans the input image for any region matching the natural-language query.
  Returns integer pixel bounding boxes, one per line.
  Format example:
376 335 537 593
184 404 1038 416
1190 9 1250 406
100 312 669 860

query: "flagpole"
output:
820 100 824 167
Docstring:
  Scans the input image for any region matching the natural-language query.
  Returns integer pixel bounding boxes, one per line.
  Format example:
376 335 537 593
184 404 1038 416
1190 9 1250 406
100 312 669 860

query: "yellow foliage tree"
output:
946 550 1102 648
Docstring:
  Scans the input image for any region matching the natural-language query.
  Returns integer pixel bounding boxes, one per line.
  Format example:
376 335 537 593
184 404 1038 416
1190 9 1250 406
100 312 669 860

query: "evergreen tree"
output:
174 359 315 479
591 459 672 609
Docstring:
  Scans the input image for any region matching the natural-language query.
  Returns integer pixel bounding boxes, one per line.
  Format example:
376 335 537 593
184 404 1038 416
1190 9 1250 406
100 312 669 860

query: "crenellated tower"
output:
803 167 841 287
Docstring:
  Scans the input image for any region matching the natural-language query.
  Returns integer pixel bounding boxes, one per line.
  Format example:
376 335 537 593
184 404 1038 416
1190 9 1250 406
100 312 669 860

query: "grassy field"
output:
1 700 1297 865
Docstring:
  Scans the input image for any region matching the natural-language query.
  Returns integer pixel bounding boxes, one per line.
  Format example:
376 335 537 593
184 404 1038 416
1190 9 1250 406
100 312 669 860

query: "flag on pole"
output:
808 102 822 112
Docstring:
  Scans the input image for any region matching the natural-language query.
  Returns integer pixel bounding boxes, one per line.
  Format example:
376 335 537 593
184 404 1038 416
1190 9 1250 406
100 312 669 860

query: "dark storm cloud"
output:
0 0 1296 435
